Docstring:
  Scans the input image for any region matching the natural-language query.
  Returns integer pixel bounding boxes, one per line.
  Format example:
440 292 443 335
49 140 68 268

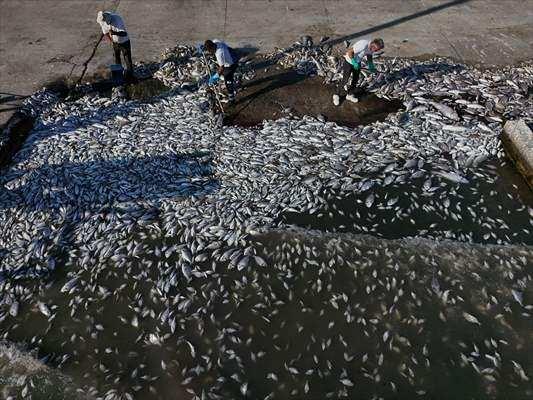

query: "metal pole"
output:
199 49 225 114
77 34 105 85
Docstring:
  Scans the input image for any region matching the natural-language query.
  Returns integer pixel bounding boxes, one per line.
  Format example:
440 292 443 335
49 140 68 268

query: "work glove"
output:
349 58 360 70
368 61 377 73
208 73 220 85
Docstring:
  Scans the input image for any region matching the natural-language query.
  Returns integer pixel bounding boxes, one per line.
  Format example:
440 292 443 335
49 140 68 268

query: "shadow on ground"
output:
224 67 402 127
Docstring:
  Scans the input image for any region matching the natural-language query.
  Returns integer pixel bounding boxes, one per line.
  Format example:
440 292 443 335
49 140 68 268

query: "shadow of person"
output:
233 46 260 62
1 152 218 213
225 69 308 123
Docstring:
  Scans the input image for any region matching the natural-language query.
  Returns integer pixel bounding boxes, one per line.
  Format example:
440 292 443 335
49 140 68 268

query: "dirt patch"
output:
49 72 170 103
125 78 170 101
224 67 402 127
85 77 170 102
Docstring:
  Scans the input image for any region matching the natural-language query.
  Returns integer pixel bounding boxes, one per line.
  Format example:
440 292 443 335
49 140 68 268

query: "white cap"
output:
96 11 112 24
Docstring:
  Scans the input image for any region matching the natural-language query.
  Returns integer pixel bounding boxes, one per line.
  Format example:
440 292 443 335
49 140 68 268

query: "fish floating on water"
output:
0 40 532 399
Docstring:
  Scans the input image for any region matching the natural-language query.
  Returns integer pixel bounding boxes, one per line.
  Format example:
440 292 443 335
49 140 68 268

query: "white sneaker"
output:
346 94 359 103
332 94 340 106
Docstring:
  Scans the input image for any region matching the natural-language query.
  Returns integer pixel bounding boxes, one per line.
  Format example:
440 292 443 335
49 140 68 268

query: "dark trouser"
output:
222 47 241 98
337 60 360 97
112 40 133 78
222 63 238 97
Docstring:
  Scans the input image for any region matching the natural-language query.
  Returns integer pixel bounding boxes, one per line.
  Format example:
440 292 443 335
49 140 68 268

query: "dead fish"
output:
9 301 19 317
429 101 459 121
436 171 469 184
237 256 250 271
340 378 354 387
463 312 481 325
511 289 523 306
37 302 52 317
61 277 79 293
365 193 375 208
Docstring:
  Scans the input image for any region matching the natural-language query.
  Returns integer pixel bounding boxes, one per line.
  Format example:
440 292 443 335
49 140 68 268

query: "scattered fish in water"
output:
0 39 532 400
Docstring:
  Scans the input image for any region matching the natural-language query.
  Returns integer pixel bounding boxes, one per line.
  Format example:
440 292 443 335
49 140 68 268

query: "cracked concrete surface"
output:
1 0 532 126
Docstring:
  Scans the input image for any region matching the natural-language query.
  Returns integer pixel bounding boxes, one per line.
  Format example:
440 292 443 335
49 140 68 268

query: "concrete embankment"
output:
2 0 533 127
503 119 533 190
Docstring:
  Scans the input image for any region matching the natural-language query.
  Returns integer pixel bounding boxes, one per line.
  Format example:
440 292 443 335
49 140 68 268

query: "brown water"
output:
2 228 532 399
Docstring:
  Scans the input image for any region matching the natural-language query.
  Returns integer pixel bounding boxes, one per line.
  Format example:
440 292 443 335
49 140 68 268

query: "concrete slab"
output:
503 119 533 190
1 0 532 126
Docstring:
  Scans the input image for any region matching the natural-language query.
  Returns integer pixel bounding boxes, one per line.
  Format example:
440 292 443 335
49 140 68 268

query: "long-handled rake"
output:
197 46 225 114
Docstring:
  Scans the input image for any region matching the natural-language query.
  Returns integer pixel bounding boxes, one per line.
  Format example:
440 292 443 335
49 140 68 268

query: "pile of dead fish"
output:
0 342 87 399
154 44 205 88
154 44 255 89
262 39 533 122
370 59 533 123
264 40 341 82
0 44 532 399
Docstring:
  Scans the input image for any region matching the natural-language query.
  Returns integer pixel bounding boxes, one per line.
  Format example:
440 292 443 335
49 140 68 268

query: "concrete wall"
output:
503 119 533 190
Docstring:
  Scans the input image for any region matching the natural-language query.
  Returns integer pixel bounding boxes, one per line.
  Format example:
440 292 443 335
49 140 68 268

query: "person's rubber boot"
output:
346 94 359 103
220 92 235 104
332 94 340 106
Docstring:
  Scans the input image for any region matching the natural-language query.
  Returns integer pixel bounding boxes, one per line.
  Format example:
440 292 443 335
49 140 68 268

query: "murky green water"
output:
283 158 533 246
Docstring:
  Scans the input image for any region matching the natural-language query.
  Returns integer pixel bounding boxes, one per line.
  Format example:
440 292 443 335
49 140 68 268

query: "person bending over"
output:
97 11 134 82
204 39 240 102
333 37 384 106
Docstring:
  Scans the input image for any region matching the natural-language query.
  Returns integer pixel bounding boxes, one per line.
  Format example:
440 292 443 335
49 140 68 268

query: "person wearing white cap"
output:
96 11 134 81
